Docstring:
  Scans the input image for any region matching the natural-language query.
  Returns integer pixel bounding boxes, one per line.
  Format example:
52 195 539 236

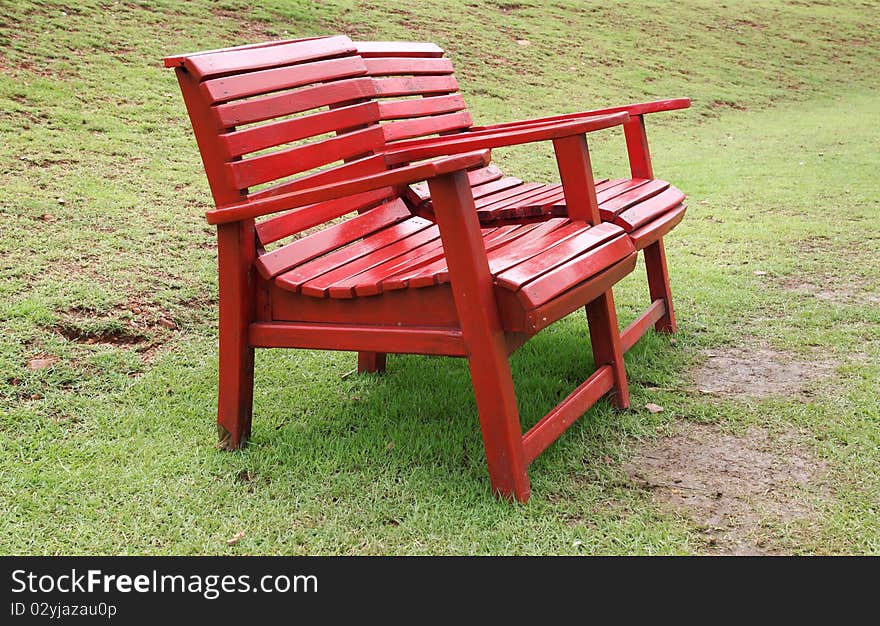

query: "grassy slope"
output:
0 0 877 554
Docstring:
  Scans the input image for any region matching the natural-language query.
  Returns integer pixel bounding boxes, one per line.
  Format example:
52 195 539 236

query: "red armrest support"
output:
205 150 491 225
471 98 691 132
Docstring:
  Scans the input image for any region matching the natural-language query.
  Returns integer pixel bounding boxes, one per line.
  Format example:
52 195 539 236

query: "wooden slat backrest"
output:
165 36 393 244
355 40 500 205
355 41 474 145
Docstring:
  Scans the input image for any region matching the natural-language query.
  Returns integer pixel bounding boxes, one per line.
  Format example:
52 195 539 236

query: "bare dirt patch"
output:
693 345 832 400
624 422 827 555
780 277 880 306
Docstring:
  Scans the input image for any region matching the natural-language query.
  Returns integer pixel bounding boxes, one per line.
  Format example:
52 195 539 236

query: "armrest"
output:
471 98 691 132
385 112 629 165
204 150 491 225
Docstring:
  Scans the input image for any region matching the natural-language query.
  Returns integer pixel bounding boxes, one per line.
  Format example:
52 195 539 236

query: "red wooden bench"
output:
354 40 689 351
165 36 642 501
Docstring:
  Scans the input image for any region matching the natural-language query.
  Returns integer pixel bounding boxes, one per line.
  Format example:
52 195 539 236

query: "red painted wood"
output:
221 101 380 158
522 366 614 464
256 199 412 279
500 254 636 334
249 322 466 356
228 125 385 190
271 282 459 328
346 236 451 296
471 98 691 132
206 149 490 224
598 179 669 221
585 289 630 409
494 223 623 292
381 111 473 142
173 35 356 80
168 36 667 501
301 225 441 298
248 154 387 201
214 77 377 128
386 224 538 291
165 36 329 68
628 203 686 250
623 115 654 179
274 217 434 291
358 351 387 373
512 237 635 308
377 94 467 121
620 299 666 353
373 76 459 98
613 188 686 231
216 221 256 450
553 132 600 223
385 113 629 165
201 55 368 103
643 238 678 333
485 219 579 271
255 187 393 246
363 56 454 76
427 170 530 501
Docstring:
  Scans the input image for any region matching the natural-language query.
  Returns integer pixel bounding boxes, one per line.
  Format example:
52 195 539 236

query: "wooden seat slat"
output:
377 94 468 121
494 223 624 291
613 187 686 231
255 199 411 279
513 237 635 308
300 225 442 298
380 225 525 291
597 178 670 220
274 218 435 292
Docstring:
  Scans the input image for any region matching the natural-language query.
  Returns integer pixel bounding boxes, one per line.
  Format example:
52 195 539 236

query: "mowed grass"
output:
0 0 878 554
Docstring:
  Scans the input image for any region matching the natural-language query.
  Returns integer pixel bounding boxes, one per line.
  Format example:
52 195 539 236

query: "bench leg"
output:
585 290 631 409
357 351 386 374
467 337 531 502
428 170 530 501
643 237 677 333
216 222 255 450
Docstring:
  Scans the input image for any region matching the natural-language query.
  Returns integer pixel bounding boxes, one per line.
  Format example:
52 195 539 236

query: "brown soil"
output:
693 345 832 400
624 422 827 555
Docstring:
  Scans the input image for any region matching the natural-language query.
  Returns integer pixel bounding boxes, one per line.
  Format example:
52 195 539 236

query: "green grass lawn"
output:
1 0 878 554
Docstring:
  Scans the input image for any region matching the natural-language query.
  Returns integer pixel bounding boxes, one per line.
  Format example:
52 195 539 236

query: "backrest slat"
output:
166 36 398 246
377 94 467 120
255 187 394 245
373 75 459 98
214 76 378 128
228 125 384 190
382 111 473 142
363 57 453 76
248 154 389 200
220 101 380 158
356 41 473 146
201 55 368 103
177 35 356 80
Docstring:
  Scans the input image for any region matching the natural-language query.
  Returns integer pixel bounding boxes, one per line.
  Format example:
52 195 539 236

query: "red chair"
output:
356 40 689 352
166 36 637 501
